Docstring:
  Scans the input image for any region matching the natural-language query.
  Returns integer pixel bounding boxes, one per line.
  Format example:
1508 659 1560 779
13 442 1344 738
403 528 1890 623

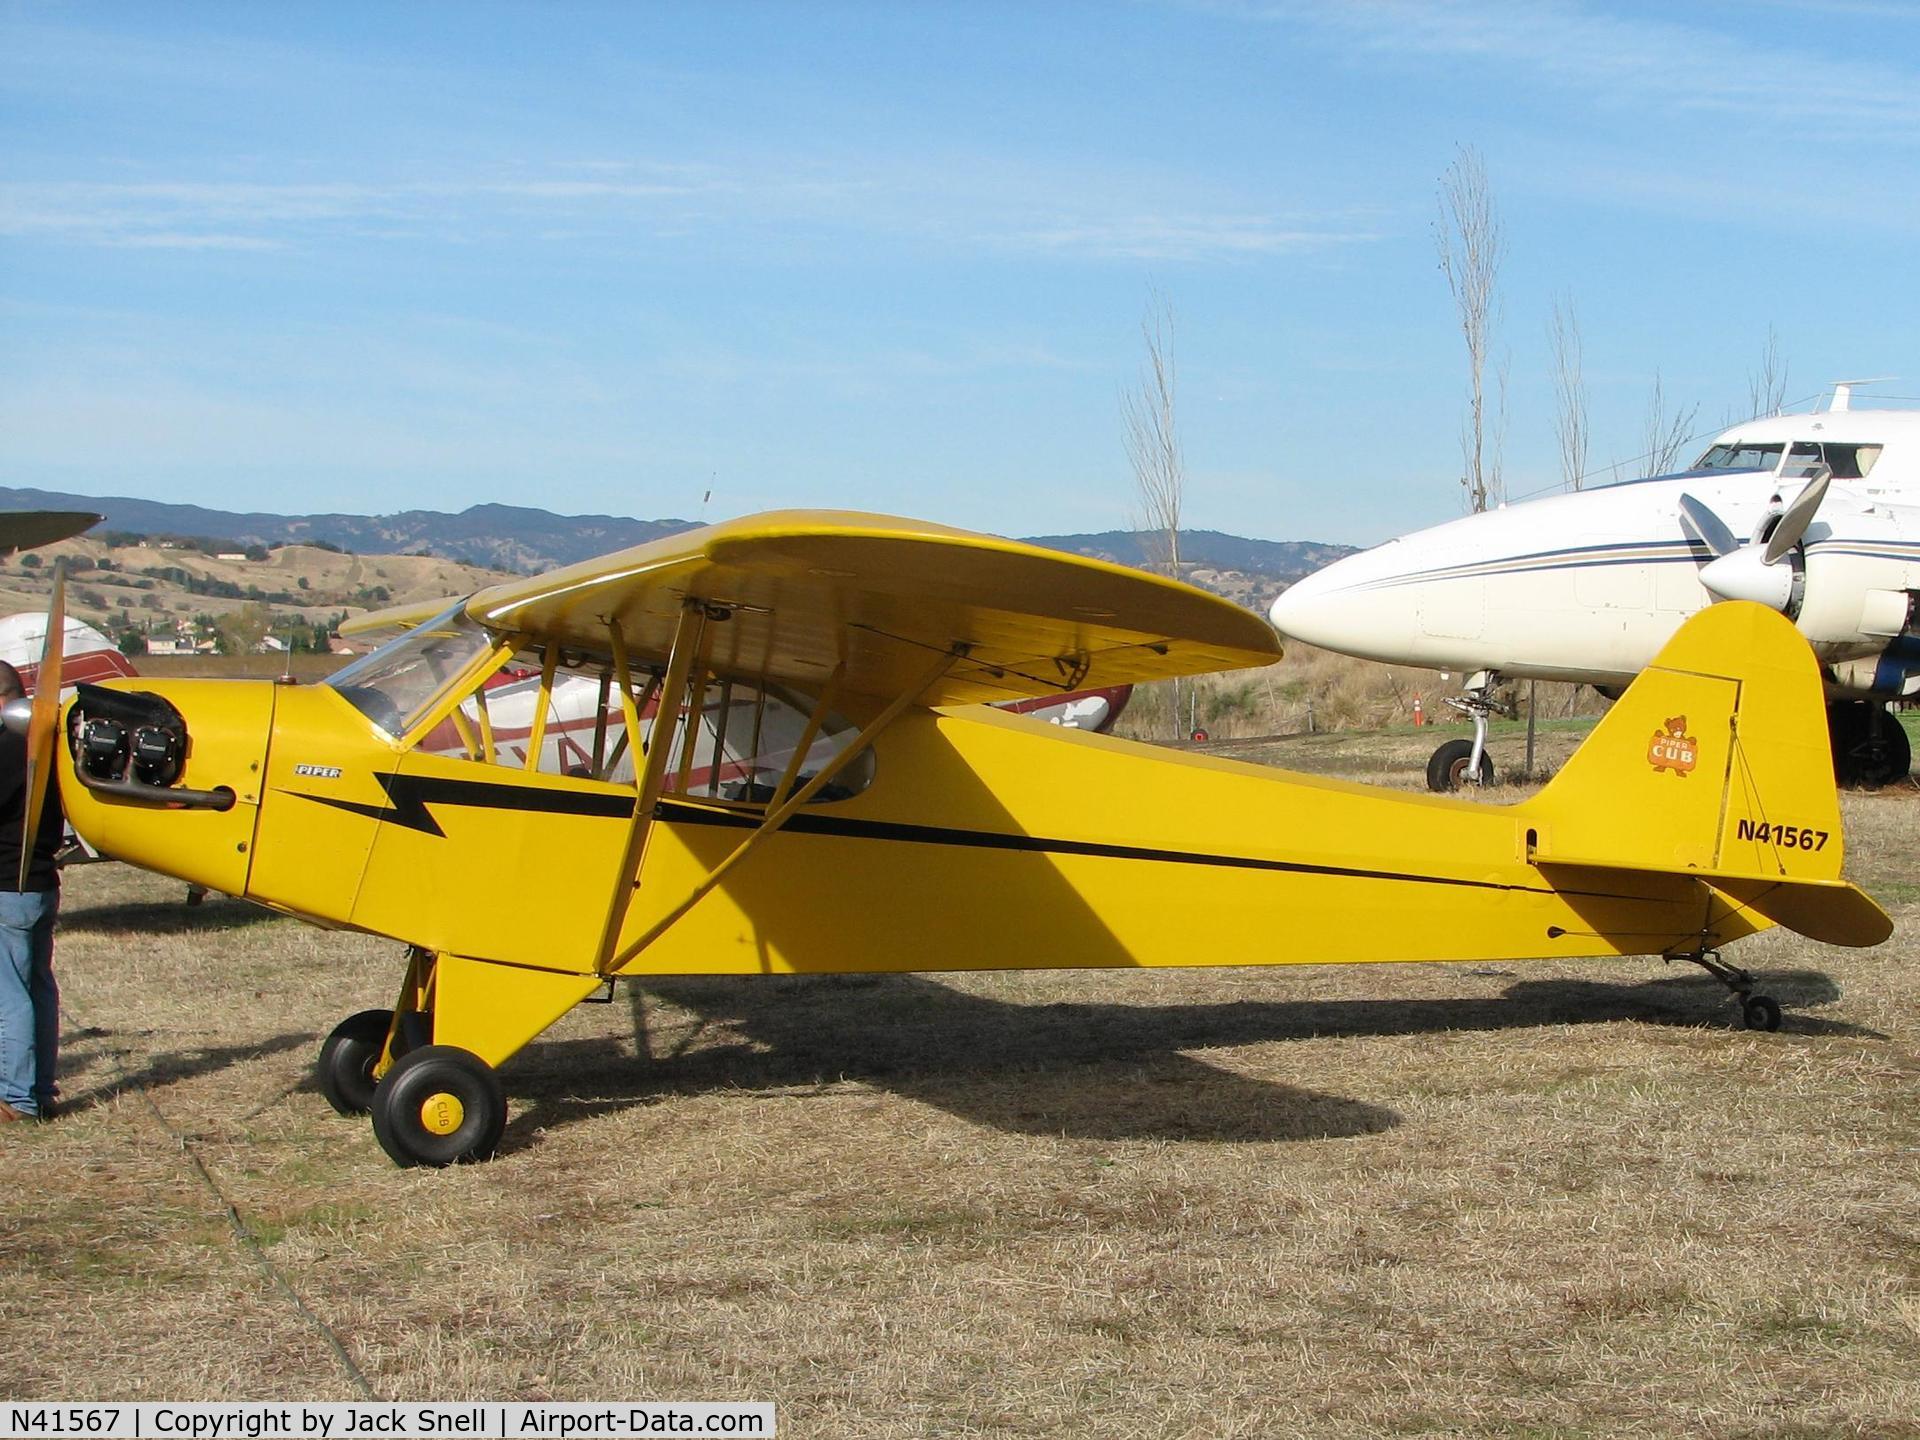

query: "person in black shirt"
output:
0 660 61 1122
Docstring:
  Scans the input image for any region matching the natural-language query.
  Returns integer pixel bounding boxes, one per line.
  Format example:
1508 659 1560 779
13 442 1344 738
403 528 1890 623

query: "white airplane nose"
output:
1269 556 1387 656
1267 569 1334 639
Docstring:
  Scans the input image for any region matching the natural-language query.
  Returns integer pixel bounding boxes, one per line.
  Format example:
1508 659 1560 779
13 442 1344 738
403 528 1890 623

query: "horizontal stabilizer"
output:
1708 875 1892 948
1540 858 1891 948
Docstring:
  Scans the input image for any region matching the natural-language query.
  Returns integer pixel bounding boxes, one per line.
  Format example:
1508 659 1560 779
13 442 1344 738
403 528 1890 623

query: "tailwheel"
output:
317 1009 395 1117
1672 946 1786 1032
370 1044 505 1167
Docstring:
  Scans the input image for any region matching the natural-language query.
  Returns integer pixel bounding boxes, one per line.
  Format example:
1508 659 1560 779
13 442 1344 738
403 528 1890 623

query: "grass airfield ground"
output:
1 737 1916 1437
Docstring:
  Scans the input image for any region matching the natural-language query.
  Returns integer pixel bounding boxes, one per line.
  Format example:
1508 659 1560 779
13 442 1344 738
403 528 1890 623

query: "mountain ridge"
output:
0 485 1355 590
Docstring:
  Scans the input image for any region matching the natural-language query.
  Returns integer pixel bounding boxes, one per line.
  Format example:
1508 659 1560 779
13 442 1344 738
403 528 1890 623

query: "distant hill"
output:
0 487 698 573
1025 528 1357 581
0 487 1356 598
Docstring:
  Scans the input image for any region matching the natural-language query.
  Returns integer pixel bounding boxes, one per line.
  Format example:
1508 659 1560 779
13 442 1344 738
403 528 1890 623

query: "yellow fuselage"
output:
60 677 1754 1069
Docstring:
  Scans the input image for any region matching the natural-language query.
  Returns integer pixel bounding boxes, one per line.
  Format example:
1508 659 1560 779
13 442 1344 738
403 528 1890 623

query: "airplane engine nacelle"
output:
1796 539 1920 652
58 679 277 897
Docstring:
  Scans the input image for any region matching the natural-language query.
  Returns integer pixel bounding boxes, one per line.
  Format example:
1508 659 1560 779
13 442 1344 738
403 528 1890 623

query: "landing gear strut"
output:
1828 699 1912 789
1427 670 1505 792
1669 946 1783 1032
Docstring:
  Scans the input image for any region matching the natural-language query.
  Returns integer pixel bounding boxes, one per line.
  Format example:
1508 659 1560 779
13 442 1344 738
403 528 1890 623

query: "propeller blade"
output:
1763 467 1832 566
18 566 65 889
1678 493 1739 558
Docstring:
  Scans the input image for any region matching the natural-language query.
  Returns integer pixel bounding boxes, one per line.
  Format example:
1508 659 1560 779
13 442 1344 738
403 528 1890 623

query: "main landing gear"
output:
1669 946 1783 1032
1828 699 1912 789
1427 670 1504 792
315 1008 506 1166
370 1045 506 1168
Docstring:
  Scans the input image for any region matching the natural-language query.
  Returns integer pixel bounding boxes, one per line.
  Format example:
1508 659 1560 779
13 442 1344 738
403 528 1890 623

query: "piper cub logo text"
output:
1648 715 1698 776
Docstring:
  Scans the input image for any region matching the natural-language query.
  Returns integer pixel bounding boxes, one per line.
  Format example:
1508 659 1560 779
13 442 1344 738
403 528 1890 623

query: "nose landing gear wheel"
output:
1427 738 1494 792
317 1009 396 1117
370 1044 506 1167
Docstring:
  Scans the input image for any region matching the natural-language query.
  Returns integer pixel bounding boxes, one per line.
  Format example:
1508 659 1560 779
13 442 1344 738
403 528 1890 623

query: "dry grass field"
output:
2 737 1916 1437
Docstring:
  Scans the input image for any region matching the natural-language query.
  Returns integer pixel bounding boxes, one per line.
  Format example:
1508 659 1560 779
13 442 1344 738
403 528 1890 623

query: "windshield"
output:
325 602 496 738
1693 442 1783 473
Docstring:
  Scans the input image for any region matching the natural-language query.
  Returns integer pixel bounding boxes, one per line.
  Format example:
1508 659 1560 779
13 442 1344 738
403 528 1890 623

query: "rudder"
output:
1521 604 1886 946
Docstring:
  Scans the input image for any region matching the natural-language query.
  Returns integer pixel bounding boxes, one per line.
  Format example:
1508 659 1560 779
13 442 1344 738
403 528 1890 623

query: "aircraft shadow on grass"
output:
57 895 282 937
495 965 1871 1156
54 1029 315 1113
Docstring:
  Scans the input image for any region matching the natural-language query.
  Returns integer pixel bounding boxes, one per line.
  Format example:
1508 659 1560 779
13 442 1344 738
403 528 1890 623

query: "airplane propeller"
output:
17 567 65 889
1762 466 1832 566
1679 468 1831 616
1676 493 1738 558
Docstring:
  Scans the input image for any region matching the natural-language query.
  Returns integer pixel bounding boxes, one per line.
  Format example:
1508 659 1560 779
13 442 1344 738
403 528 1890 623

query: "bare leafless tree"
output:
1435 144 1504 512
1125 289 1183 578
1746 327 1789 420
1640 371 1700 477
1549 294 1589 490
1123 288 1187 738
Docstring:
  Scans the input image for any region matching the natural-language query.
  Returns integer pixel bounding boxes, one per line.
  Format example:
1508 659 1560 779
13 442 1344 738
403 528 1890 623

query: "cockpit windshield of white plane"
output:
1692 440 1883 480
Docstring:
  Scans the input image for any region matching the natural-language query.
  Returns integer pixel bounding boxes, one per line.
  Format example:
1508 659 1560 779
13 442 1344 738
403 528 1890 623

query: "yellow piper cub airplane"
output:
11 511 1891 1166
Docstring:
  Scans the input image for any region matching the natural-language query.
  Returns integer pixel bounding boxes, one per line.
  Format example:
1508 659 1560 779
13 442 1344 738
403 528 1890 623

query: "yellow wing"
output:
343 510 1280 706
0 509 100 556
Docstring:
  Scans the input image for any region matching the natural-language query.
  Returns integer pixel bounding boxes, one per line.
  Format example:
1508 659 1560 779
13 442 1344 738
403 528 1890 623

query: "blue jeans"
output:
0 888 58 1116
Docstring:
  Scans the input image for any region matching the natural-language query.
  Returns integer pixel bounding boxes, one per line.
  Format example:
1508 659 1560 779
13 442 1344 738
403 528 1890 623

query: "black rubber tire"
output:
1742 994 1783 1033
1426 738 1494 792
370 1044 506 1168
395 1009 433 1057
317 1009 394 1117
1829 701 1912 789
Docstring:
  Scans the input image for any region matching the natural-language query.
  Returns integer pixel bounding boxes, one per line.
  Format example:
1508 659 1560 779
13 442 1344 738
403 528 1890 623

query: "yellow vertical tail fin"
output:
1521 602 1889 947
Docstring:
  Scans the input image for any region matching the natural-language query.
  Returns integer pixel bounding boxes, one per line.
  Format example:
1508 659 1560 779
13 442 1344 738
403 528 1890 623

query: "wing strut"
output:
602 642 964 977
522 647 559 773
592 600 707 973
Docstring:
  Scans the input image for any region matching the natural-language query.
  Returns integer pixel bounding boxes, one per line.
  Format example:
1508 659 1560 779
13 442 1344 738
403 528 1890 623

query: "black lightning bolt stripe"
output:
651 799 1635 898
289 773 636 837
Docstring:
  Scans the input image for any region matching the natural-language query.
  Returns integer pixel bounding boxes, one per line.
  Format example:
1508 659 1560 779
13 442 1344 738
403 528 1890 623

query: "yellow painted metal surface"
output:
57 678 274 898
347 510 1285 707
612 703 1757 978
247 684 398 924
57 553 1886 1089
1528 601 1850 882
347 745 634 967
429 953 606 1068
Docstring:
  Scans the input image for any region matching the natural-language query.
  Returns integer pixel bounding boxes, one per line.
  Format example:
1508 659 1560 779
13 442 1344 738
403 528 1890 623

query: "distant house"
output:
146 637 186 657
215 552 248 562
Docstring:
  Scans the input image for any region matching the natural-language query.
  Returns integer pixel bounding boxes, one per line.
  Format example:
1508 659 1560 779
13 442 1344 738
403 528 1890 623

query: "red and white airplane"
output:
0 511 136 697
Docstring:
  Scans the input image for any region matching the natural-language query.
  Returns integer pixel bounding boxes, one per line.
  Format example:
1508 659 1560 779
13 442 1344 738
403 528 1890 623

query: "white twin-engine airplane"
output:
1270 384 1920 790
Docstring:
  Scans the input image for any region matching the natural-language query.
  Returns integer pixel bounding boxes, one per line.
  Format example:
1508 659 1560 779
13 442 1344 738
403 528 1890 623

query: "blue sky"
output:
4 1 1918 547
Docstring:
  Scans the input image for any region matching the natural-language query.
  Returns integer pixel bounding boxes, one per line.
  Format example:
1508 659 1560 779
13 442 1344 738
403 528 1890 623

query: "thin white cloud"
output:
1008 214 1381 261
1216 0 1920 139
0 169 1380 263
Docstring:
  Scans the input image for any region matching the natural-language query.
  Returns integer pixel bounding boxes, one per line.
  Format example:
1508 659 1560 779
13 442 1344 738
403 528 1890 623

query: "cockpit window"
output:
662 676 876 805
1780 443 1826 479
1695 439 1884 480
1784 441 1879 480
409 654 876 805
1694 442 1783 472
325 602 496 738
